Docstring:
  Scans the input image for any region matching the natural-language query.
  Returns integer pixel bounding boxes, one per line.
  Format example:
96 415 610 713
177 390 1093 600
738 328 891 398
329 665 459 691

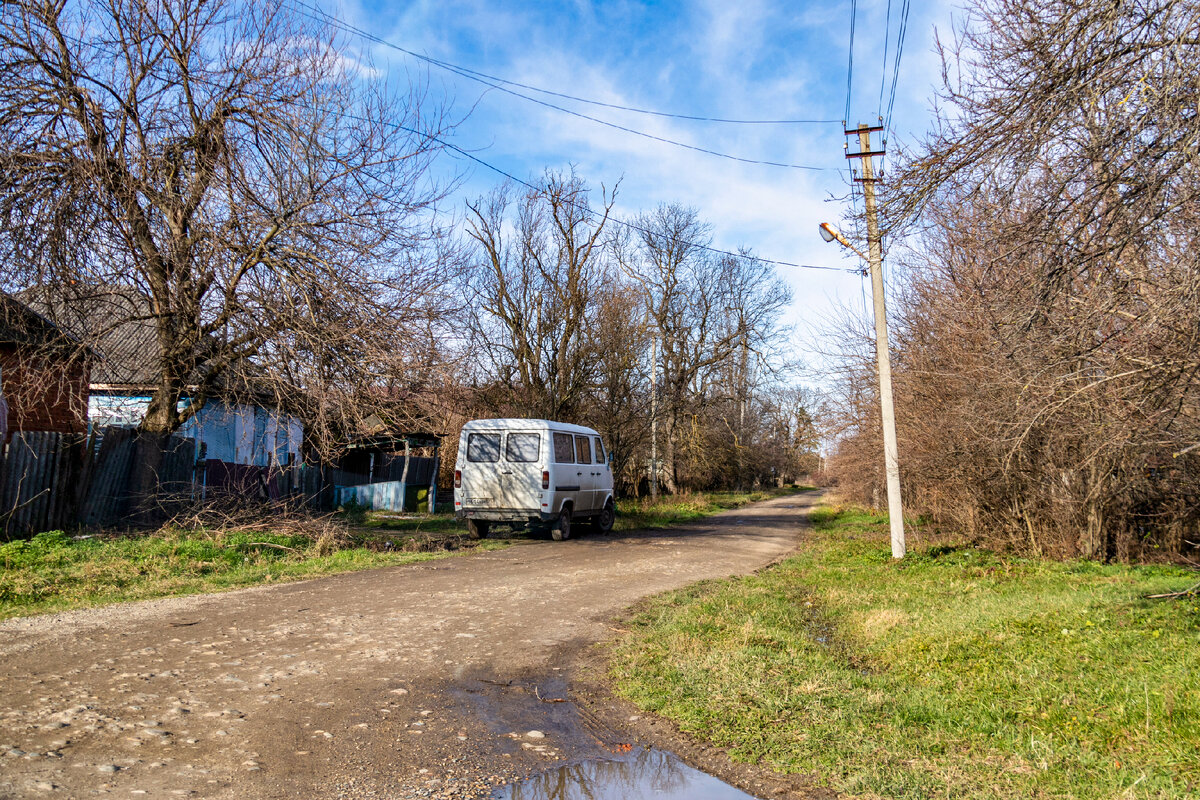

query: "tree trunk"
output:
129 431 170 527
129 384 180 527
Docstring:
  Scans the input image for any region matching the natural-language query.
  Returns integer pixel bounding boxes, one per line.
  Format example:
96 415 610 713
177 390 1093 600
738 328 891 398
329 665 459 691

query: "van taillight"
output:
541 470 550 490
454 469 462 488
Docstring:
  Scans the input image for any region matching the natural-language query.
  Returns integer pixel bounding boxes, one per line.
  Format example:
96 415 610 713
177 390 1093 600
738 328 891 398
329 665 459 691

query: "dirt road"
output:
0 492 817 799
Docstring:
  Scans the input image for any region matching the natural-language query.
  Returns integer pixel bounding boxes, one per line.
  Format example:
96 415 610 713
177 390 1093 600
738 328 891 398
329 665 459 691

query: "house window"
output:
553 432 575 463
506 433 540 462
467 433 501 463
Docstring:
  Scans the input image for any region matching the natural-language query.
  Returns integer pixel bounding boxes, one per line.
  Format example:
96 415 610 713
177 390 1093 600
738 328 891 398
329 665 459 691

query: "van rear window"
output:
466 433 501 462
552 432 575 463
506 433 540 462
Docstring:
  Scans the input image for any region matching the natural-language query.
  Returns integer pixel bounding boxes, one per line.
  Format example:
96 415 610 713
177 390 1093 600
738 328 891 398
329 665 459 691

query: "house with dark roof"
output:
0 293 90 437
20 285 302 467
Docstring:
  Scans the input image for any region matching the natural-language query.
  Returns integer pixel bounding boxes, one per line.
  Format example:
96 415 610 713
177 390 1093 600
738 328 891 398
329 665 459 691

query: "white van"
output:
453 418 615 540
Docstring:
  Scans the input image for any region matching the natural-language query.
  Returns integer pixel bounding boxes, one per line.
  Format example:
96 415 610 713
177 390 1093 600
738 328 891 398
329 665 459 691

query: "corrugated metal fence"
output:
81 429 198 528
0 429 441 537
0 427 198 536
0 431 82 536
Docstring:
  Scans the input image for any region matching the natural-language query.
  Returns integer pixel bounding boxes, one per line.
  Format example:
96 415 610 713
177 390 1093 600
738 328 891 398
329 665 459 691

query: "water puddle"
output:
490 747 760 800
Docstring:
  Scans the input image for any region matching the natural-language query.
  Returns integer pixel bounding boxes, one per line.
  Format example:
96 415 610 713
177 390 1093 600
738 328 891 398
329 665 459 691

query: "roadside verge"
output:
599 501 1200 799
0 487 807 621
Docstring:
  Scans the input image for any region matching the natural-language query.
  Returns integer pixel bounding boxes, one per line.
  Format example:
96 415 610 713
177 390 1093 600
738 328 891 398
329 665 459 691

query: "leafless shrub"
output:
830 0 1200 561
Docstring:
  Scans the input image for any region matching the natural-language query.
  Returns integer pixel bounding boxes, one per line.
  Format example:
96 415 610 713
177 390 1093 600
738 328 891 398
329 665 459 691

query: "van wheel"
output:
466 519 489 539
595 500 615 534
551 509 572 541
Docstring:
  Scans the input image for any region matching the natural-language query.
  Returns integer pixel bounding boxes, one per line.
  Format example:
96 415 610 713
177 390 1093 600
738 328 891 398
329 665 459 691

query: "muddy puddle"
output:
490 747 760 799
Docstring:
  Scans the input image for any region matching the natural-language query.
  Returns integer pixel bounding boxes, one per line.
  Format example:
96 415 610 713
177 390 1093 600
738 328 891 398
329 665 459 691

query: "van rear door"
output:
459 430 502 509
499 430 543 511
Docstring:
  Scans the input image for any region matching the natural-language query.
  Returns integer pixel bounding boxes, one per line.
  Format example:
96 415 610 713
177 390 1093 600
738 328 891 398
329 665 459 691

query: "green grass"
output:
360 510 464 534
615 486 810 531
0 487 803 621
0 526 506 621
608 502 1200 799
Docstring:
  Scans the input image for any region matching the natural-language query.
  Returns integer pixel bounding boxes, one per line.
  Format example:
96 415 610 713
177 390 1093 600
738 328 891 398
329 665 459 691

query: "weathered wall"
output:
0 344 89 436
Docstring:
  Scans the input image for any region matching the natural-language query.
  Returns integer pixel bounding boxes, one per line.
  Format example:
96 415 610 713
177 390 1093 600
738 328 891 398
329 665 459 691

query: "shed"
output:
331 429 443 513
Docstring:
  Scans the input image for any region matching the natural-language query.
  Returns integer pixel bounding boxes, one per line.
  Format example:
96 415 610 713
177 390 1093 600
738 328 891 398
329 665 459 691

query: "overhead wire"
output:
289 0 835 171
39 6 856 275
844 0 857 124
877 0 912 302
290 0 839 126
173 61 855 274
883 0 911 141
877 0 893 120
436 138 854 273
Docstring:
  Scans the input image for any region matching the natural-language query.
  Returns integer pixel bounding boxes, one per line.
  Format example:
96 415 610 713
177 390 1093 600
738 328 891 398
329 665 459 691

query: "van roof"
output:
460 418 600 437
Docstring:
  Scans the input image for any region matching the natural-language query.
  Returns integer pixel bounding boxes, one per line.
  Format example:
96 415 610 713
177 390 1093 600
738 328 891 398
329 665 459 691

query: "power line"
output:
39 14 853 275
884 0 911 140
252 83 854 274
288 0 838 126
877 0 893 120
438 138 853 273
289 0 836 171
445 61 842 126
844 0 858 124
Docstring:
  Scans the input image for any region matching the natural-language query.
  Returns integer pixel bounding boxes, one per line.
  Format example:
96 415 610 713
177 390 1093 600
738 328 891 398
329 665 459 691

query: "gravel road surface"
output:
0 492 817 799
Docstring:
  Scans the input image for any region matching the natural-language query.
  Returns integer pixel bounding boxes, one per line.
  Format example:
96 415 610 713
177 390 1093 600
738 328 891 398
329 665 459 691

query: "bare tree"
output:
617 204 792 492
0 0 458 459
583 281 651 495
464 170 616 420
830 0 1200 560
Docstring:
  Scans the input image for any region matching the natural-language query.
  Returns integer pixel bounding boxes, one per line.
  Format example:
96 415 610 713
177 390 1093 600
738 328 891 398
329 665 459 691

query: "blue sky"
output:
326 0 960 373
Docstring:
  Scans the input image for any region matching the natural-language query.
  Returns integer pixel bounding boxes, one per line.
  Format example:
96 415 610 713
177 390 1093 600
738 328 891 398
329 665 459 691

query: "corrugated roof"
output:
0 292 77 349
19 284 161 386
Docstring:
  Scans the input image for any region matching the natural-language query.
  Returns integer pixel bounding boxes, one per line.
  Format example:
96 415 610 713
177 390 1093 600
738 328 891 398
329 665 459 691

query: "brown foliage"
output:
830 0 1200 561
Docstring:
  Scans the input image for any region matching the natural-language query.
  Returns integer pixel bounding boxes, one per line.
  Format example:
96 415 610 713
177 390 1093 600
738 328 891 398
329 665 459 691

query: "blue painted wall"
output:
88 394 303 467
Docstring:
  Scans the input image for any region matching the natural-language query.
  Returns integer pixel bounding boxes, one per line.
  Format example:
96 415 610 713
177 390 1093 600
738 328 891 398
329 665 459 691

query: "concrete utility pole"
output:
650 332 659 501
845 123 906 558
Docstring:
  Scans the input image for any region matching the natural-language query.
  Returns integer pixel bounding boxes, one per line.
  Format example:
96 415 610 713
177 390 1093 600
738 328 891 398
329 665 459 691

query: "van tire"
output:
551 509 572 541
466 519 489 539
595 500 615 534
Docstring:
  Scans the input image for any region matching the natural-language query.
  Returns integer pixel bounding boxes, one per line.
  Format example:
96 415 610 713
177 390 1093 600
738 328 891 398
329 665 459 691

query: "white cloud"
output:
327 0 958 379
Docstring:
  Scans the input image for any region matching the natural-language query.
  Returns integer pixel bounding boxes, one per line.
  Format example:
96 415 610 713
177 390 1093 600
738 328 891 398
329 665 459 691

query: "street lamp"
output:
818 222 870 265
819 221 906 558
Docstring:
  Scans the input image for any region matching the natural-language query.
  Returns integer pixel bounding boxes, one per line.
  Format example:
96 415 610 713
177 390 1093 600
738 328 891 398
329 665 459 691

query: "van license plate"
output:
465 497 491 504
